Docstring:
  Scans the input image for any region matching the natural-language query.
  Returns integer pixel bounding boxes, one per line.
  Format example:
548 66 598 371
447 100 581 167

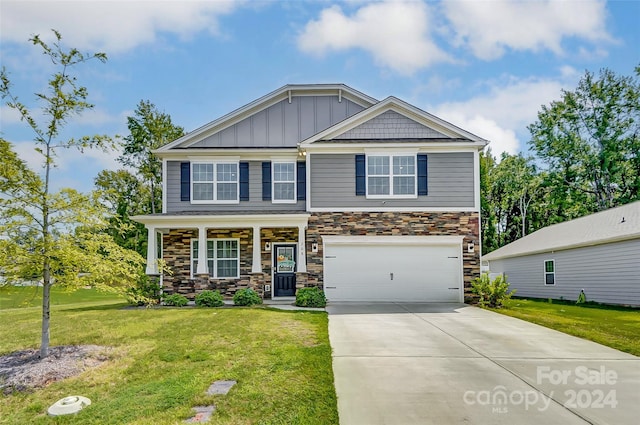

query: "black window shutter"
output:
239 162 249 201
262 161 272 200
417 154 428 196
297 161 306 201
355 154 366 196
180 162 190 201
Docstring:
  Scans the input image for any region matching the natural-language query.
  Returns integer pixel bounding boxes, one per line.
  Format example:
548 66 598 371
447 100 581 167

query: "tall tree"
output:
119 100 184 214
94 169 149 256
528 65 640 213
0 31 145 357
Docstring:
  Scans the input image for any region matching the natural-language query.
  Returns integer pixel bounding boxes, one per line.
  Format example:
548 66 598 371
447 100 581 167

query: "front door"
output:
273 245 296 297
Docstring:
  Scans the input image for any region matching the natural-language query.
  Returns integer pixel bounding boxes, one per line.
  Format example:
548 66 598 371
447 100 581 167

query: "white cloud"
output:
432 75 572 156
442 0 612 60
0 0 242 53
297 1 452 75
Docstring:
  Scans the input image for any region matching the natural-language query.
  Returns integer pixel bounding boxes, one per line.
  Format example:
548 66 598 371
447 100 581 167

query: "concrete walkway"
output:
327 303 639 425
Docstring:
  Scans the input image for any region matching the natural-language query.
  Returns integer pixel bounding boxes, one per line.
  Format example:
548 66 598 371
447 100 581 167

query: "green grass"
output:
0 290 338 424
494 298 640 356
0 286 125 309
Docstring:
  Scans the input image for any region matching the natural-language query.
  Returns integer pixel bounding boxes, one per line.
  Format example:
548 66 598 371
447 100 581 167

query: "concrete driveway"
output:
327 303 639 425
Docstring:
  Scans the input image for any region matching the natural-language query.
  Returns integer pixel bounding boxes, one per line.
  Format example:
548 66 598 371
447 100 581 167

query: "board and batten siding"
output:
309 152 475 209
190 96 365 148
488 238 640 306
165 161 305 213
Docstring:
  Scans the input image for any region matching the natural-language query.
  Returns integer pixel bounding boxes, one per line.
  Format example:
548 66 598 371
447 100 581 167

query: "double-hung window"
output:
192 162 239 203
192 239 239 278
272 162 296 203
544 260 555 285
367 155 416 198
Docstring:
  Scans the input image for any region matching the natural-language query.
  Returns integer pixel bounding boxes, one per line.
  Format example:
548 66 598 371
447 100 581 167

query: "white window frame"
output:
191 238 240 279
191 161 239 204
544 259 555 285
366 154 417 199
272 161 297 204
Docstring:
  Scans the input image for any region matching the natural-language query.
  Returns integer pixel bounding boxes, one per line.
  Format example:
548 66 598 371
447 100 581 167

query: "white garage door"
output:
323 237 462 302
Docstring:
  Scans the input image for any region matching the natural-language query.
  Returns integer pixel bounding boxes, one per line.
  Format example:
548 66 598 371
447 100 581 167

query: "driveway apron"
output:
327 303 639 425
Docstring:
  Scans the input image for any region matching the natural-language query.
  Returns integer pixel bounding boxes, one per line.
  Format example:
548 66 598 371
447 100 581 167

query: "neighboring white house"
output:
483 201 640 306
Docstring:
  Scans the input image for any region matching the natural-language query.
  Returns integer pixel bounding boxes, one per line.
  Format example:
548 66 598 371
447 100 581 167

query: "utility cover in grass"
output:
185 406 215 423
206 380 236 395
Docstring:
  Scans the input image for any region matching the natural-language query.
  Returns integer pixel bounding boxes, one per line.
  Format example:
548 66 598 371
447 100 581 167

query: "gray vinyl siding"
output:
310 152 475 208
334 110 447 139
191 97 365 148
488 239 640 306
166 161 305 213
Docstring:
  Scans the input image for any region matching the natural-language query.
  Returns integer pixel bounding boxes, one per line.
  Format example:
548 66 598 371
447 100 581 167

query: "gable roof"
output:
299 96 488 148
483 201 640 261
155 84 377 152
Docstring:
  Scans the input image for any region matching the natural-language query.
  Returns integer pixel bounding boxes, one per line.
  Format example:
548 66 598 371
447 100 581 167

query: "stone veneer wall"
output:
304 212 480 301
160 211 480 301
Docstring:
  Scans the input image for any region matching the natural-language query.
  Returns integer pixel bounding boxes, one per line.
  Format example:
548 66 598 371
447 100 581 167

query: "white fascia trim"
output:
132 213 310 229
157 84 377 151
302 143 486 153
308 207 479 213
154 149 298 160
188 156 241 162
322 235 464 246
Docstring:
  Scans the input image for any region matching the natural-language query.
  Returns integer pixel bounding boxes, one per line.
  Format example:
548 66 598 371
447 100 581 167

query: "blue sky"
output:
1 0 638 193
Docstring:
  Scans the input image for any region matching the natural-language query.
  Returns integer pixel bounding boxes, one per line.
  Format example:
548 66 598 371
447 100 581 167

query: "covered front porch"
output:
133 213 311 299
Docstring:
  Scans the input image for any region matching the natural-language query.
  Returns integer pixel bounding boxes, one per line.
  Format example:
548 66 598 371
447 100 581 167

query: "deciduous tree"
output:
0 31 145 357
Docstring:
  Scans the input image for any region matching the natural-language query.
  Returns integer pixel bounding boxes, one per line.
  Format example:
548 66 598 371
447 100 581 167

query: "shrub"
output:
233 288 262 306
295 287 327 307
195 290 224 307
163 293 189 307
125 274 162 306
471 273 514 308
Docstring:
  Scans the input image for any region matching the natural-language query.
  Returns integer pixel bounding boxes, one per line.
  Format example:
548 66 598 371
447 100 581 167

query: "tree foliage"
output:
118 100 184 214
482 65 640 253
0 31 145 357
528 66 640 213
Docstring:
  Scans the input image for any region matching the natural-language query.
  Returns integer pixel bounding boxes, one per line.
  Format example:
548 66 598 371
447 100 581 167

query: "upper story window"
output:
192 162 239 203
272 162 296 203
367 155 416 198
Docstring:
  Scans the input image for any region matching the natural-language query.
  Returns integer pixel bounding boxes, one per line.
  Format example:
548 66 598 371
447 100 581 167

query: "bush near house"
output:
471 273 514 308
194 290 224 307
233 288 262 306
163 293 189 307
295 287 327 307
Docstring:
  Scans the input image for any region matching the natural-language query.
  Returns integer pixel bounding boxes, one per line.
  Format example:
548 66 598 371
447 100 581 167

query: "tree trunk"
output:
40 278 51 358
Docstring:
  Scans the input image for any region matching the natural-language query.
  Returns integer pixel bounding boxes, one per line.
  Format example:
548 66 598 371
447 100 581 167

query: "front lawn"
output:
495 298 640 356
0 291 338 424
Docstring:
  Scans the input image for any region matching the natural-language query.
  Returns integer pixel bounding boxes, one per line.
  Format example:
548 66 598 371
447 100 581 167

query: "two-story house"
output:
133 84 487 302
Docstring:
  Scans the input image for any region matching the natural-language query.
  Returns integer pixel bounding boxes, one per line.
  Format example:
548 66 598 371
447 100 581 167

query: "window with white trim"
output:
366 155 416 198
544 260 555 285
192 162 238 203
273 162 296 203
191 239 240 278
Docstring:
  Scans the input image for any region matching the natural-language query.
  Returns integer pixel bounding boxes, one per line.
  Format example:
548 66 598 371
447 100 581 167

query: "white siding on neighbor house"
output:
334 110 448 139
488 239 640 306
165 161 305 213
190 96 365 148
309 152 475 209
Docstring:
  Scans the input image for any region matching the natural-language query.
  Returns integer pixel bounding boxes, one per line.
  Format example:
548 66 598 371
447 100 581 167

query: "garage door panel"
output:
324 242 461 302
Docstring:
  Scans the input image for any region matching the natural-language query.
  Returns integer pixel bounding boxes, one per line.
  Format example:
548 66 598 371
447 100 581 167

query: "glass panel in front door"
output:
276 247 295 273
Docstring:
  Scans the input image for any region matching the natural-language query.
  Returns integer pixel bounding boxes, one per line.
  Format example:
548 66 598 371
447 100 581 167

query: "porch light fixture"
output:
311 241 318 253
264 242 271 252
297 145 307 157
467 242 475 253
